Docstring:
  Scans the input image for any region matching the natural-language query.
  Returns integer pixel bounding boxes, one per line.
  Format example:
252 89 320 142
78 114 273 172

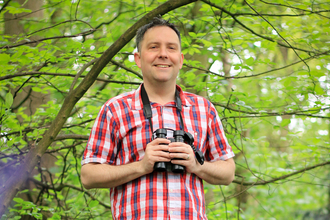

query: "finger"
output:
152 144 170 152
155 156 171 162
168 145 190 153
156 150 170 158
146 140 170 151
151 138 171 145
146 146 170 157
169 153 189 160
169 142 190 148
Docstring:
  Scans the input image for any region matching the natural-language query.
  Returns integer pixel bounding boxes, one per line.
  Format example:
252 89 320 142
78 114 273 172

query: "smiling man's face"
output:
134 26 184 86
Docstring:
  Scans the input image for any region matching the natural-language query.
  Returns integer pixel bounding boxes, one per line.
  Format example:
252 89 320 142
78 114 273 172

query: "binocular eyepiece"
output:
153 128 204 173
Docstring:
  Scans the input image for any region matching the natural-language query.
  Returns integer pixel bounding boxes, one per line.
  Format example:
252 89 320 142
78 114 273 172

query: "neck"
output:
143 82 176 105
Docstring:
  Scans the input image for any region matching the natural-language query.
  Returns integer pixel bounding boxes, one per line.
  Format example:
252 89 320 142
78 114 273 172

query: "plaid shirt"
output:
82 84 234 220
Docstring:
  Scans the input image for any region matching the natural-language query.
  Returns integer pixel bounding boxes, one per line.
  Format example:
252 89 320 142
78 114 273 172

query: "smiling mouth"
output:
154 64 171 68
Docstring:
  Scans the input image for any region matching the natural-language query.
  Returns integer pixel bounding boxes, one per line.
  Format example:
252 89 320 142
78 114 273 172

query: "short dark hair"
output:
136 17 181 52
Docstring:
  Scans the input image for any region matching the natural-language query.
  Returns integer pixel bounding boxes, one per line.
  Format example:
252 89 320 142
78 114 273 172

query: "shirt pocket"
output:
118 116 147 164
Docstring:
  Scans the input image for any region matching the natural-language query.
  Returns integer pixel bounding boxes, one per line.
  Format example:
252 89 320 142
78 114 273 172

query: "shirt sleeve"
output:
205 102 235 161
81 103 119 165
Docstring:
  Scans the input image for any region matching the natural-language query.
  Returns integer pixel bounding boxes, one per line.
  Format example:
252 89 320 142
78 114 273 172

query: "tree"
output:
0 0 329 219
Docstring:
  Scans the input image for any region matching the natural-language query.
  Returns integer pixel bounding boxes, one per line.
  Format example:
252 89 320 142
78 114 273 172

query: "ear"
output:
134 52 141 69
179 53 184 69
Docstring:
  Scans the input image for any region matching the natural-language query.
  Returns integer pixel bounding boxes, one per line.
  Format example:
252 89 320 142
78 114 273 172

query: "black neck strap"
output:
140 84 184 140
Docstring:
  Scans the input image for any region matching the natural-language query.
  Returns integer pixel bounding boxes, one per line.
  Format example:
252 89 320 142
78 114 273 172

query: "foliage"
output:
0 0 329 219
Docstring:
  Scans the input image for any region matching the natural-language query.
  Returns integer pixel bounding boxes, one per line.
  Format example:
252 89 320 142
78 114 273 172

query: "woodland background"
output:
0 0 329 219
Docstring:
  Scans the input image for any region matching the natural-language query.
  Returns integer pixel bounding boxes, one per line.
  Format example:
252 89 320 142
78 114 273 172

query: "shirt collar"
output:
131 83 193 111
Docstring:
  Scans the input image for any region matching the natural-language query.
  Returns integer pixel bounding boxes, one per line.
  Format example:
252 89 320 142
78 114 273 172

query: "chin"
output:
154 78 174 83
155 74 177 82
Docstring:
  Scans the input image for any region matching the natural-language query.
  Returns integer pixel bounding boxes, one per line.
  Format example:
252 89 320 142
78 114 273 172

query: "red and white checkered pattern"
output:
82 84 234 219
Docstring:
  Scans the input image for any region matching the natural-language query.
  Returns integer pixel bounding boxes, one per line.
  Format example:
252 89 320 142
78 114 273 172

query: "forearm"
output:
194 158 235 185
81 161 147 189
81 139 173 189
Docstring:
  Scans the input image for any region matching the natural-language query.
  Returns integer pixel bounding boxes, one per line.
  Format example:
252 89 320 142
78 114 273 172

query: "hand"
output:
140 138 171 174
168 142 200 174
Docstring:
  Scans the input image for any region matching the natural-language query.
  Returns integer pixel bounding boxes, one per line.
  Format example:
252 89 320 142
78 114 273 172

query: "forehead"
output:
141 26 180 46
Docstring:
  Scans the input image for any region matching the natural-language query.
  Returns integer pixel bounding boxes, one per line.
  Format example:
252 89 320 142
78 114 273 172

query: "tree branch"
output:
259 0 330 19
55 134 89 141
29 178 111 209
0 29 95 50
214 102 330 119
201 0 326 54
26 19 94 37
0 119 94 139
228 11 330 18
111 60 143 79
0 71 141 85
69 58 99 92
233 160 330 186
46 141 86 154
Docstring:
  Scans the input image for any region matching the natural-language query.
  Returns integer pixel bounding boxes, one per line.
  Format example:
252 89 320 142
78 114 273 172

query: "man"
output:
81 17 235 219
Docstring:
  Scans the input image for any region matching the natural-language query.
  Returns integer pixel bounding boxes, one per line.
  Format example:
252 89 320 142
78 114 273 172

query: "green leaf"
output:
281 119 291 127
232 39 243 46
50 213 61 220
5 92 13 108
31 87 43 92
5 6 32 15
89 200 99 207
234 64 240 70
0 54 10 64
314 84 324 95
13 198 25 204
188 32 197 38
245 57 254 66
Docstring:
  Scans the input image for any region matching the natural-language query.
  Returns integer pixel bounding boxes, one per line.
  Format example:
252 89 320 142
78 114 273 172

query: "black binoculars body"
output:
153 128 189 173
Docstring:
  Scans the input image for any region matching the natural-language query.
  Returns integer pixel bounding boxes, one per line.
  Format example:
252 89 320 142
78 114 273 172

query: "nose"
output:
158 46 168 59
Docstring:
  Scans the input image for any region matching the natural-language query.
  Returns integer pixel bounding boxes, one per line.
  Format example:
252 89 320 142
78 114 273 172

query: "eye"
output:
149 44 158 49
168 45 177 50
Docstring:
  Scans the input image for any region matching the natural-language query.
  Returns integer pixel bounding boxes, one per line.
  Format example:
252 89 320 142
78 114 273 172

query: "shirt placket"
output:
162 104 182 219
167 174 182 219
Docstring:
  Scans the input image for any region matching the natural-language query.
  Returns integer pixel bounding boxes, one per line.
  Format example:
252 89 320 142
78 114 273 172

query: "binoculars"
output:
153 128 204 173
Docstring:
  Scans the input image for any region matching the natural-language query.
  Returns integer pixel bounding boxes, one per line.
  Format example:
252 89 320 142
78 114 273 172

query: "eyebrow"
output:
147 42 180 47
